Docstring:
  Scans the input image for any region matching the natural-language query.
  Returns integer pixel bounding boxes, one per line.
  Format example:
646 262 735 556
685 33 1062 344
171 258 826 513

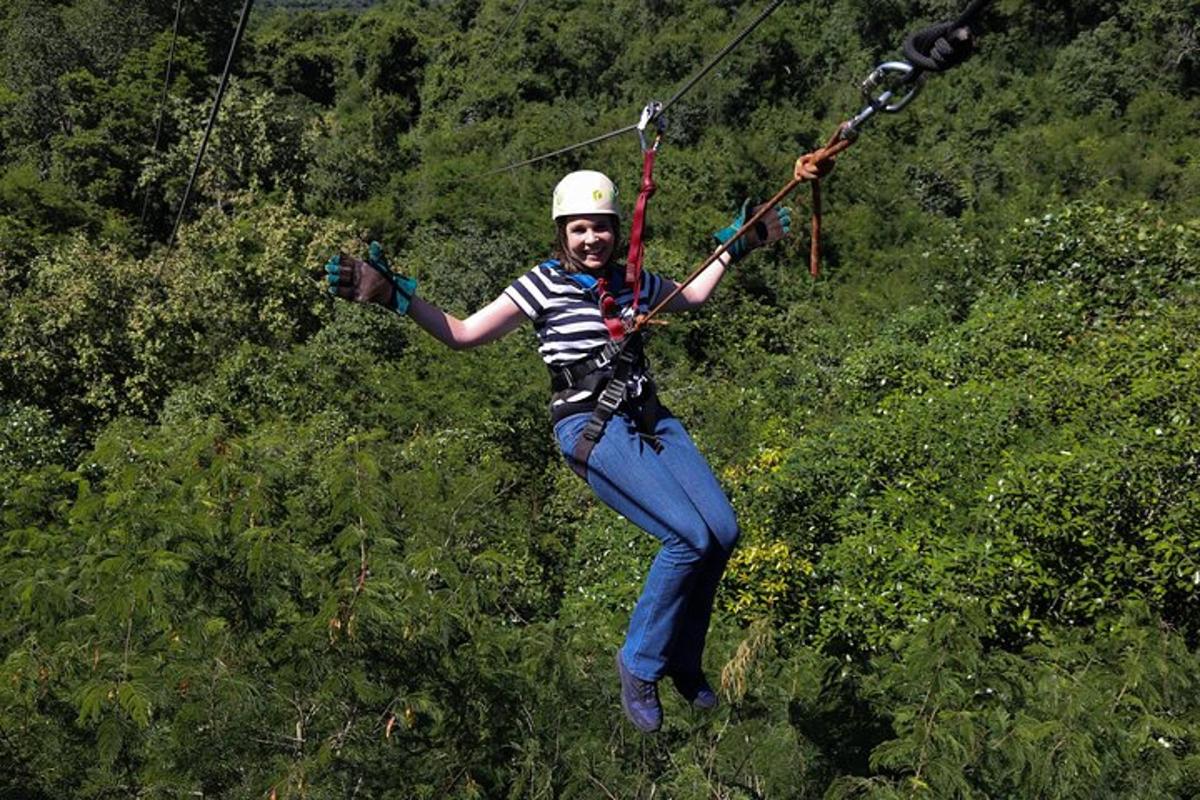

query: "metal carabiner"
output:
863 61 924 112
841 61 926 140
636 101 666 152
620 304 640 331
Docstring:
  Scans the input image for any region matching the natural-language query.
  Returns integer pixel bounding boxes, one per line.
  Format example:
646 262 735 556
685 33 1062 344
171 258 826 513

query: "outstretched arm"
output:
655 157 836 314
407 293 525 350
657 249 735 313
658 200 792 313
324 247 526 350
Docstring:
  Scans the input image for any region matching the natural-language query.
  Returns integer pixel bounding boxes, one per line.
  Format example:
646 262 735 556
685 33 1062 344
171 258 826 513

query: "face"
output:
563 214 616 271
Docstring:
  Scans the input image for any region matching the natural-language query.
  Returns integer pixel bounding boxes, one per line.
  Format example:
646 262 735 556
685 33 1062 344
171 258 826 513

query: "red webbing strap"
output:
624 146 658 312
594 275 627 340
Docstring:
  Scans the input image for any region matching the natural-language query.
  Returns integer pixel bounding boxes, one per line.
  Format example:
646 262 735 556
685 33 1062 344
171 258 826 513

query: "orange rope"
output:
633 123 853 332
796 125 854 277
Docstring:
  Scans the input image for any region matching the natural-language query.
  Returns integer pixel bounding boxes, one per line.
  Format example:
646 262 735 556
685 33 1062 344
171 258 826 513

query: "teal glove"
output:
324 241 417 315
713 200 791 263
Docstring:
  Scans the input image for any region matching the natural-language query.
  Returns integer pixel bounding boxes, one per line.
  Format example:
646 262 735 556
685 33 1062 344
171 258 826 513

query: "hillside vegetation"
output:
1 0 1198 796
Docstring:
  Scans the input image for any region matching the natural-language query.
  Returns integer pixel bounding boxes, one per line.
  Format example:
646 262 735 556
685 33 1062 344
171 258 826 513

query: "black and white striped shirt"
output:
504 259 668 417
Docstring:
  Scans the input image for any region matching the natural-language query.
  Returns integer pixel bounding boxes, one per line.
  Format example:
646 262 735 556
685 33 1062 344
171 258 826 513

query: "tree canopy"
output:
1 0 1198 796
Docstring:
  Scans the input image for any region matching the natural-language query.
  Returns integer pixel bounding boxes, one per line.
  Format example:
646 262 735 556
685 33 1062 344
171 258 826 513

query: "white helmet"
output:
551 170 620 220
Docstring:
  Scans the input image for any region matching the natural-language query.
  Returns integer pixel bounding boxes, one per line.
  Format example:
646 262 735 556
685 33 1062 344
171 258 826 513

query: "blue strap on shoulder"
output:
541 258 600 294
567 272 599 291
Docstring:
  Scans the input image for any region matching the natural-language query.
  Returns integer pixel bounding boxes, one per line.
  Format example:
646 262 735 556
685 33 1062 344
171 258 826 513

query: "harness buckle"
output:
582 418 605 442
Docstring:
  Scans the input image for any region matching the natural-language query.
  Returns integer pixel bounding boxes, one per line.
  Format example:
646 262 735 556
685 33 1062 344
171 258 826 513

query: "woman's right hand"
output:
323 242 417 314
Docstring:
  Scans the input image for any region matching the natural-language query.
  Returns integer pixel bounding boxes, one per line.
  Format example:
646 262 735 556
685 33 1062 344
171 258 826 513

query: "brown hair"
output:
551 216 623 274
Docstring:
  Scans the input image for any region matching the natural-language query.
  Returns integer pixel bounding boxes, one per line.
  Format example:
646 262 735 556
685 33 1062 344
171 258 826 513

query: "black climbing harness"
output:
546 264 663 481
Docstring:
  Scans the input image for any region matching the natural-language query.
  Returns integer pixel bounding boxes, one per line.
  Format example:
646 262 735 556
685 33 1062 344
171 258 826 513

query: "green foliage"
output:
2 0 1199 796
0 162 99 258
720 205 1199 650
833 604 1200 799
0 196 343 431
140 79 314 222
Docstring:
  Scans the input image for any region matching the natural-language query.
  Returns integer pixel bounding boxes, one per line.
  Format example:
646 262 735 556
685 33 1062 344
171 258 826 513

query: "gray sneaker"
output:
616 651 662 733
670 671 718 710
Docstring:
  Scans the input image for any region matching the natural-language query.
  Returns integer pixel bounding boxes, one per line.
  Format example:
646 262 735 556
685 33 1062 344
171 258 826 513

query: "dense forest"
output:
262 0 376 10
1 0 1198 796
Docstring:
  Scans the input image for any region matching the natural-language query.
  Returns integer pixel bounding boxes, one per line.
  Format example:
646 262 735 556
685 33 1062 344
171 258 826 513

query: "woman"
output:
325 168 807 732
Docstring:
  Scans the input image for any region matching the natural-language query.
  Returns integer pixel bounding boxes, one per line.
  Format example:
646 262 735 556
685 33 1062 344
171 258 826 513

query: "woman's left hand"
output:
713 200 792 263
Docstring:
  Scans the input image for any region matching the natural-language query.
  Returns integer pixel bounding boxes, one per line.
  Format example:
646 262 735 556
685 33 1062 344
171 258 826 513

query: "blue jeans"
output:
555 408 740 682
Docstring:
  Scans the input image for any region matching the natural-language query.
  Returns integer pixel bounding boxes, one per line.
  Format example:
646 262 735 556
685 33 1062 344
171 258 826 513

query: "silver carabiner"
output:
841 61 926 140
862 61 924 113
637 101 665 152
620 304 640 331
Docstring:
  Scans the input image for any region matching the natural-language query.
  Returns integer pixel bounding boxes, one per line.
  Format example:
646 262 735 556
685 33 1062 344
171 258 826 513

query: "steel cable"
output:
479 0 788 177
139 0 186 226
479 123 640 177
483 0 532 64
166 0 255 252
660 0 786 114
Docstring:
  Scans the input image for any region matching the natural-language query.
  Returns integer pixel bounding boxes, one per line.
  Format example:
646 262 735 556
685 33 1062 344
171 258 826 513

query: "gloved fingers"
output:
325 264 357 289
322 253 346 291
324 254 369 293
321 253 341 281
753 204 789 245
933 31 972 68
764 205 791 240
932 37 957 66
903 19 973 72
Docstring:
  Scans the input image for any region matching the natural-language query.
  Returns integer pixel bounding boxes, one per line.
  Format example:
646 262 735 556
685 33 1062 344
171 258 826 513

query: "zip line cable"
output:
139 0 186 226
165 0 255 253
479 123 641 177
660 0 786 114
479 0 787 177
632 0 992 321
482 0 532 64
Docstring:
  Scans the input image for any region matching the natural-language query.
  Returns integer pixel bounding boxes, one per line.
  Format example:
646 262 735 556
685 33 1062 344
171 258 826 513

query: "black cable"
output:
660 0 786 113
480 123 639 177
903 0 992 74
478 0 788 178
954 0 991 27
482 0 532 64
166 0 255 252
139 0 186 226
